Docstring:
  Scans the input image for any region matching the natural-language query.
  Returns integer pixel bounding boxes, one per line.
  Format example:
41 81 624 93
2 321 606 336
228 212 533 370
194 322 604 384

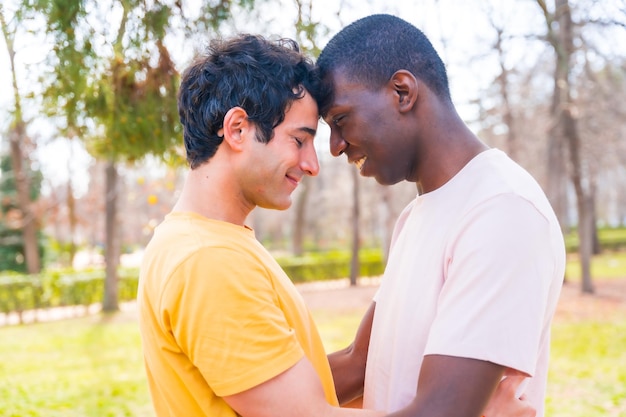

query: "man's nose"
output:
329 129 348 157
301 142 320 176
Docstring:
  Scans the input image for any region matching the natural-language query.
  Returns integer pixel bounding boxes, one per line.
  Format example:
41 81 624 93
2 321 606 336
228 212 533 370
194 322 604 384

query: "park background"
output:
0 0 625 416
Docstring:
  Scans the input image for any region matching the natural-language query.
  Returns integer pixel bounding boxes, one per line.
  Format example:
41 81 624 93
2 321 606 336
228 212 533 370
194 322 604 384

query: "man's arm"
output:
386 354 503 417
328 301 376 405
386 355 535 417
223 356 384 417
326 301 535 416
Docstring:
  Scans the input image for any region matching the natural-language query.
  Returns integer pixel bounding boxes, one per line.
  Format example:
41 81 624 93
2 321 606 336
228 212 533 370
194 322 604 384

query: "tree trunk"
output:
66 146 77 266
8 128 40 274
103 161 120 311
537 0 594 293
349 168 360 286
380 184 395 263
493 24 518 161
544 0 569 233
2 11 40 274
292 176 310 256
577 193 594 293
562 103 594 292
548 0 594 293
546 132 568 232
590 181 601 255
558 0 593 293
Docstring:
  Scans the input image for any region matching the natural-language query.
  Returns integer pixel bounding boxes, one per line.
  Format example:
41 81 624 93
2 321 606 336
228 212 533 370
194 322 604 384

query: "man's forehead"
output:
328 76 368 108
281 93 319 132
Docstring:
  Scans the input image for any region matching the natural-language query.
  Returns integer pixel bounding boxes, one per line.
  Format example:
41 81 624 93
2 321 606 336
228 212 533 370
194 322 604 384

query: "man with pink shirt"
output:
317 14 565 417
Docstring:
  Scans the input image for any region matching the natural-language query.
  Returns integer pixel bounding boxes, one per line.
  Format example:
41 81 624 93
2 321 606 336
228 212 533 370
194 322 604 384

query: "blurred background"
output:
1 1 625 416
0 0 625 308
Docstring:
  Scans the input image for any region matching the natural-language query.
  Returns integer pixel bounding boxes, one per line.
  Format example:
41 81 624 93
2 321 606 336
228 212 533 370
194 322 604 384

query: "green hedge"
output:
0 268 140 320
0 250 386 318
565 226 626 252
278 249 385 283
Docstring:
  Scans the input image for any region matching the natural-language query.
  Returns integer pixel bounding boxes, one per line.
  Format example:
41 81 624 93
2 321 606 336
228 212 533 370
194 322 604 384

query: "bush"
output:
565 226 626 252
0 250 386 317
276 248 385 283
0 268 140 321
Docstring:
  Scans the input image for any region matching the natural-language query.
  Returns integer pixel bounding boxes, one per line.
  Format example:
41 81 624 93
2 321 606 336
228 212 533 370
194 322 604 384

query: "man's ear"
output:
222 107 251 151
389 70 418 113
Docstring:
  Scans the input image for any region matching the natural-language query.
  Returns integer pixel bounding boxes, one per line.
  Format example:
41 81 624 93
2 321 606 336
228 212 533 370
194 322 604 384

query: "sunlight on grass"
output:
546 321 626 417
2 300 625 417
310 304 626 417
309 309 366 353
1 258 625 417
565 251 626 280
0 315 153 417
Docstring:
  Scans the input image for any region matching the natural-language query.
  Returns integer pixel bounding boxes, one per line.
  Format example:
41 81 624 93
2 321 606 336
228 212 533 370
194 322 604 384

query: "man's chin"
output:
372 172 402 186
259 199 292 211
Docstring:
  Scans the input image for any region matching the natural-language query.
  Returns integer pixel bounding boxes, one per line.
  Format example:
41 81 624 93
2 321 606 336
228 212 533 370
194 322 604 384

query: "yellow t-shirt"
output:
137 212 338 417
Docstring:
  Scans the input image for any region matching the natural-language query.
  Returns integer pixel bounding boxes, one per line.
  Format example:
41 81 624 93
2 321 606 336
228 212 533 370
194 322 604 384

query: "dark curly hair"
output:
178 34 323 169
316 14 451 117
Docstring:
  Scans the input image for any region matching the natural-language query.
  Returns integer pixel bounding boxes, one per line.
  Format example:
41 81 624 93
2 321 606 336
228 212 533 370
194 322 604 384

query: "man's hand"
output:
483 376 536 417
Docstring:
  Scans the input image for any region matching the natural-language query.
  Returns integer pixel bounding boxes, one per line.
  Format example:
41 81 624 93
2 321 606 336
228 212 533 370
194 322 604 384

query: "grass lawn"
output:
546 320 626 416
310 292 626 417
0 252 625 416
0 313 153 417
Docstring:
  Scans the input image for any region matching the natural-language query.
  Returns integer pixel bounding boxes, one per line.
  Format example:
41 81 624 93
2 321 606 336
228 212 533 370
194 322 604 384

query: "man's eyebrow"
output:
297 126 317 137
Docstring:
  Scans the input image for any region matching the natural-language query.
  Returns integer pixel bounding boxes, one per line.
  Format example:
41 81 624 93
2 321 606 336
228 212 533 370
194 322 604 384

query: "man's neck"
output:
173 165 252 226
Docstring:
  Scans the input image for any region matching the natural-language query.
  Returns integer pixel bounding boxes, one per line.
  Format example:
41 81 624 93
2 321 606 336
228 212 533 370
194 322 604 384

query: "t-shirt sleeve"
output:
161 246 304 396
424 194 558 376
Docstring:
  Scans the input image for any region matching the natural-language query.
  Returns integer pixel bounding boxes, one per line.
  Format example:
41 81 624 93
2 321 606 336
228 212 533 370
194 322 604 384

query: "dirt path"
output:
2 276 624 327
296 277 381 313
297 276 626 323
554 278 626 321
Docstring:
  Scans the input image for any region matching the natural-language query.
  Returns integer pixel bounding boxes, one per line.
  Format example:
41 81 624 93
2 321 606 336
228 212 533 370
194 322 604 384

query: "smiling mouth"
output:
286 174 300 187
354 156 367 171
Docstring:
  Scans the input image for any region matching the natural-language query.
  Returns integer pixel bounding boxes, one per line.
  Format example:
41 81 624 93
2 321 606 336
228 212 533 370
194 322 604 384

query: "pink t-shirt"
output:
363 149 565 417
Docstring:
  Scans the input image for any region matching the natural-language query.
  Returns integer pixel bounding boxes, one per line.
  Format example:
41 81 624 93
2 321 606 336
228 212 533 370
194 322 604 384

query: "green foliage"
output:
30 0 94 134
546 321 626 416
0 228 27 272
0 315 152 417
1 280 624 417
596 227 626 250
308 297 626 417
28 0 264 167
0 154 43 202
0 154 45 273
88 43 182 165
0 227 46 273
565 226 626 252
0 250 384 316
565 251 626 281
0 268 139 320
2 248 624 316
276 248 385 283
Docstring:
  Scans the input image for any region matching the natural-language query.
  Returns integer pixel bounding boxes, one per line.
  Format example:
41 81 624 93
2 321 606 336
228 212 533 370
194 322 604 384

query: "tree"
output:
289 0 329 257
0 3 42 274
475 1 625 294
536 0 625 293
349 166 360 286
0 153 43 272
32 0 258 311
578 61 626 230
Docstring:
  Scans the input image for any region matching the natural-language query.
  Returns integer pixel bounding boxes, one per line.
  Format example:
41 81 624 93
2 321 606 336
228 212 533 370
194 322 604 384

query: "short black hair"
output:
178 34 323 169
316 14 451 116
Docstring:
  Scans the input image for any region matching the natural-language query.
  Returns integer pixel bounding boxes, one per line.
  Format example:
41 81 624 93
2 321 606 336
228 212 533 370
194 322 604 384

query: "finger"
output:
501 375 528 396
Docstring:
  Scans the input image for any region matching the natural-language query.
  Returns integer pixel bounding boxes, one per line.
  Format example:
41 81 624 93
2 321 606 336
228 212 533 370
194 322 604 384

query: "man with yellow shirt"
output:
137 33 383 417
137 33 534 417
